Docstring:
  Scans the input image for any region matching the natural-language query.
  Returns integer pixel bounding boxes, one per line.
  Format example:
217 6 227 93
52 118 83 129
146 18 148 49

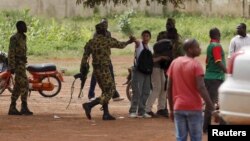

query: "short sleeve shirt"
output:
167 56 204 111
228 34 250 58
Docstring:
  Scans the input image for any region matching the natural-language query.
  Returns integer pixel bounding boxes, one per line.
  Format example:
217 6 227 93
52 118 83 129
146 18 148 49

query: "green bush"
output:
0 10 92 57
0 9 248 58
116 9 136 36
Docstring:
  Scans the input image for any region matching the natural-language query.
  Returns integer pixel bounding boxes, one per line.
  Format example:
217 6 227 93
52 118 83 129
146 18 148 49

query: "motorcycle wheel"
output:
0 75 14 94
7 76 14 93
38 76 61 97
126 81 133 101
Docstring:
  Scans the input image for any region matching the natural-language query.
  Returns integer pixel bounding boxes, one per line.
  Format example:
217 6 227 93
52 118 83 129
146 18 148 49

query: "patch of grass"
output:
0 9 248 75
0 9 92 57
1 9 245 57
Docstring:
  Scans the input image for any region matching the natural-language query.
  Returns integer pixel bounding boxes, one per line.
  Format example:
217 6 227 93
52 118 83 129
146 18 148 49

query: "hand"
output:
127 36 136 44
161 56 170 60
212 110 220 123
8 69 15 74
215 103 220 110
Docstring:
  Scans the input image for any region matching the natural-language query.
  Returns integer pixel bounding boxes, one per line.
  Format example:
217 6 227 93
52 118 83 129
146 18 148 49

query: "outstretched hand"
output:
127 36 136 44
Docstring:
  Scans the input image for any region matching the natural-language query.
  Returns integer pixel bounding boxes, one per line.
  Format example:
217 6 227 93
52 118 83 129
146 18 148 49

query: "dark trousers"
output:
11 64 29 103
203 79 223 132
88 63 120 99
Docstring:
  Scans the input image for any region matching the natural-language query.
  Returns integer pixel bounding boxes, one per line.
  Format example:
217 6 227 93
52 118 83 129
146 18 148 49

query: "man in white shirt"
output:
228 23 250 58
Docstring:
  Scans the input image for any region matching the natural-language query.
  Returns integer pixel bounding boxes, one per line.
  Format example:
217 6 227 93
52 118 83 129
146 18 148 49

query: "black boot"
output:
102 103 116 120
21 102 33 115
82 98 100 120
8 102 22 115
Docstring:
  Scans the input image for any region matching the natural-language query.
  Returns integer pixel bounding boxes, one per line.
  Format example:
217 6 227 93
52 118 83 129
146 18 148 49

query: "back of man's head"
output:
209 27 220 40
16 20 27 32
183 39 197 52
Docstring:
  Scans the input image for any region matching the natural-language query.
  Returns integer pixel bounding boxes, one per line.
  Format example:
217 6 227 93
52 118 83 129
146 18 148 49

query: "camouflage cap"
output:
95 23 106 33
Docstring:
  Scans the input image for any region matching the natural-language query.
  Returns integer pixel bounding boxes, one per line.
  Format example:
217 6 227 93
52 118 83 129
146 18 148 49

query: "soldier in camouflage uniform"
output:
157 18 184 58
157 18 176 41
8 21 33 115
81 23 134 120
148 18 184 117
88 18 124 101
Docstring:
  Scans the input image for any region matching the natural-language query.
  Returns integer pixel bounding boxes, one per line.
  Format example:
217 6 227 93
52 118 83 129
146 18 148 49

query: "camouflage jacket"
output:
157 31 184 58
8 33 27 70
80 34 128 71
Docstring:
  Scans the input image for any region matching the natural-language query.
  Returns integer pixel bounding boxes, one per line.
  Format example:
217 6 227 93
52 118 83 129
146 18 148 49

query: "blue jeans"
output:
88 62 120 99
174 110 203 141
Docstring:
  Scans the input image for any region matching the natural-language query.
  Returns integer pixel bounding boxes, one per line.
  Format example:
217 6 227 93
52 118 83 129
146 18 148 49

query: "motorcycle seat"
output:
27 63 57 72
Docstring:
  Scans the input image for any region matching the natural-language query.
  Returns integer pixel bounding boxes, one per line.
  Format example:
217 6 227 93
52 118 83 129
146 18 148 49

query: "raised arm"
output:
109 36 134 49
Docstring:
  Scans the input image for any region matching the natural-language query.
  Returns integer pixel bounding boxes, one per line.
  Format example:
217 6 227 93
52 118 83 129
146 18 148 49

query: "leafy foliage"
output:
116 9 136 36
0 9 246 58
0 10 92 56
0 9 246 76
76 0 187 8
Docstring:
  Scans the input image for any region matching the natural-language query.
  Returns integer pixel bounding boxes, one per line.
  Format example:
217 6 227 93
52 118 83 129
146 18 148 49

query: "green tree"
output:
76 0 201 8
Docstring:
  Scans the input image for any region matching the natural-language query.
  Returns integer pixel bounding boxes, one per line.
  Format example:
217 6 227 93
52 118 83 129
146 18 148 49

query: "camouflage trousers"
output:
93 64 115 105
11 64 29 103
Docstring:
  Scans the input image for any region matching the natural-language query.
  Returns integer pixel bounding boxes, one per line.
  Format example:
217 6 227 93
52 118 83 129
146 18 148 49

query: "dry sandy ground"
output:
0 56 208 141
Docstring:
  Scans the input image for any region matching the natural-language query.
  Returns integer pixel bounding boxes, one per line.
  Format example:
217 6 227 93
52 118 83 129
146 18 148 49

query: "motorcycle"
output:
124 67 132 101
0 51 64 97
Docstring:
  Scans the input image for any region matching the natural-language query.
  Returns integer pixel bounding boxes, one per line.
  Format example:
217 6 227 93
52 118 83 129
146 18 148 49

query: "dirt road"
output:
0 56 208 141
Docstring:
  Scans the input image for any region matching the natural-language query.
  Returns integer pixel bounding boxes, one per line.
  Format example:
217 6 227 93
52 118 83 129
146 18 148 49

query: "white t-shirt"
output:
228 34 250 58
134 41 151 65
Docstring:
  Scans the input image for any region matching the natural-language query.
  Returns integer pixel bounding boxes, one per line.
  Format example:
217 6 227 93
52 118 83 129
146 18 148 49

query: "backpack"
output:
136 44 153 74
153 39 173 70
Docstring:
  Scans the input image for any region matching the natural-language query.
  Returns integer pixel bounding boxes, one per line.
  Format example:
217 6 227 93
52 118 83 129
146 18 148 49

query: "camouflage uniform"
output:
80 35 128 104
157 31 184 58
157 31 168 41
8 33 29 103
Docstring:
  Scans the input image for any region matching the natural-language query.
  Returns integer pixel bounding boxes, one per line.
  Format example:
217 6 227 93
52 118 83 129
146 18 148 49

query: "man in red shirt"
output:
167 39 215 141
